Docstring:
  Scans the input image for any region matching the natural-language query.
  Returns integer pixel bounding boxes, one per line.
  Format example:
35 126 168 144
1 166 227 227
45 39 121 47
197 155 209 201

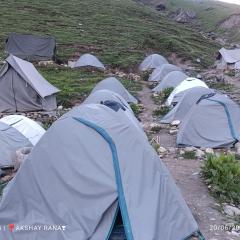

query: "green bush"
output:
130 103 141 118
202 154 240 205
153 106 171 117
181 151 196 159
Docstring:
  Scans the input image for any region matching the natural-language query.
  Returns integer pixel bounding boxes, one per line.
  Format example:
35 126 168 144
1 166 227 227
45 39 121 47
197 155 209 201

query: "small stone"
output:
169 129 178 135
205 148 214 154
196 58 201 63
57 105 63 110
179 149 185 155
197 74 202 79
170 120 181 127
158 147 167 154
196 149 205 158
223 205 240 216
235 142 240 154
185 146 196 152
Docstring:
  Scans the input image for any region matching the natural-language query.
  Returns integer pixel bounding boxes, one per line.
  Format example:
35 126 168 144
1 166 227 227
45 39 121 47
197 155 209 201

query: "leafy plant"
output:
153 106 171 117
181 151 196 159
130 103 141 118
202 154 240 205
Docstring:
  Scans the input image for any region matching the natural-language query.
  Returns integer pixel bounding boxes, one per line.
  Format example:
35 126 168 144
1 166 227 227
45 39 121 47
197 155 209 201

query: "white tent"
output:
0 115 46 145
166 78 209 106
73 54 105 70
148 64 181 82
139 54 168 71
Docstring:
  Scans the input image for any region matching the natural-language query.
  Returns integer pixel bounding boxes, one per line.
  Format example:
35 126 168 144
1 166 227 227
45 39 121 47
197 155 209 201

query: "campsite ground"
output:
138 80 239 240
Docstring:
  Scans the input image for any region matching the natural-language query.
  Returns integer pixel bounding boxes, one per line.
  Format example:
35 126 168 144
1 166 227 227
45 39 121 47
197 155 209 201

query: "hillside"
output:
0 0 218 106
137 0 240 43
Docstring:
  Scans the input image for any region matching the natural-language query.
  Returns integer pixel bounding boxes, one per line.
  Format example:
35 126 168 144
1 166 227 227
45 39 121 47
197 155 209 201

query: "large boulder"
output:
173 8 197 23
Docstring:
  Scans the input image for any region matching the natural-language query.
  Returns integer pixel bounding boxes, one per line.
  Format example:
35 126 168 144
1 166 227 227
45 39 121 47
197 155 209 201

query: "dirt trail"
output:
138 81 238 240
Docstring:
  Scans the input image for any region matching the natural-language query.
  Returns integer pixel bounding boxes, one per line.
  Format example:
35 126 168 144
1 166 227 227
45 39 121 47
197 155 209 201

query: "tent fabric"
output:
139 54 168 71
148 64 181 82
161 87 215 124
0 55 60 112
166 77 209 106
0 104 199 240
177 94 240 148
0 115 46 145
91 77 138 104
152 71 188 93
84 90 142 133
219 47 240 64
0 121 32 167
5 33 56 61
73 54 105 70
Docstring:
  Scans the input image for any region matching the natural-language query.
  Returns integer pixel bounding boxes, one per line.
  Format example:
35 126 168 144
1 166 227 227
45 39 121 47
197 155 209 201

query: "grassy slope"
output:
0 0 218 106
141 0 240 42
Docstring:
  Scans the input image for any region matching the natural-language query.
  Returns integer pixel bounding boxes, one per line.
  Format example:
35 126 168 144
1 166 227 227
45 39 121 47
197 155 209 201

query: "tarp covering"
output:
139 54 168 71
0 121 32 166
0 55 60 112
166 77 209 106
161 87 215 124
0 104 199 240
177 93 240 148
219 47 240 64
91 77 138 103
0 115 46 145
148 64 181 82
73 54 105 70
5 33 56 61
152 71 188 93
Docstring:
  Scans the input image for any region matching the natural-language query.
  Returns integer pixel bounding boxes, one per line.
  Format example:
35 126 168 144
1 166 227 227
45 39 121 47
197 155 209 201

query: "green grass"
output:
0 0 219 106
202 154 240 205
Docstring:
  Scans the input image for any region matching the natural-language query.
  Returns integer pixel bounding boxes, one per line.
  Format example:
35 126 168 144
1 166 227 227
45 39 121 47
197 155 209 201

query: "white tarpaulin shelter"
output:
0 115 46 145
153 71 188 93
148 64 181 82
91 77 138 104
73 54 105 70
166 78 209 106
139 54 168 71
218 48 240 70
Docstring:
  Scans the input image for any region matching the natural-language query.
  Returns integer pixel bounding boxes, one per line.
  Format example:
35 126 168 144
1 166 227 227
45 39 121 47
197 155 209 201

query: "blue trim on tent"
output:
105 203 120 240
207 99 238 142
73 117 134 240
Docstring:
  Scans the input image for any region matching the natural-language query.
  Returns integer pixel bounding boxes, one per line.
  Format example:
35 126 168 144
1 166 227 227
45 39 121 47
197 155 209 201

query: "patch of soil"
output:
219 14 240 29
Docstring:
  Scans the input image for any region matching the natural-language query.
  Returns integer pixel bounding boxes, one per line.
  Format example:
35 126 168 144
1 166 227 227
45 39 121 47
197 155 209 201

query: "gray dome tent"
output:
0 121 32 167
153 71 188 93
84 89 142 131
161 87 215 124
177 93 240 148
139 54 168 71
91 77 138 103
0 104 200 240
148 64 181 82
73 53 105 70
5 33 56 61
0 55 60 113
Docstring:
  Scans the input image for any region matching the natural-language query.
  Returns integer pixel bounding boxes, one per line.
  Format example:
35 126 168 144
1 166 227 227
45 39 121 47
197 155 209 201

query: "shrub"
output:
181 151 196 159
153 106 171 117
130 103 141 118
201 154 240 205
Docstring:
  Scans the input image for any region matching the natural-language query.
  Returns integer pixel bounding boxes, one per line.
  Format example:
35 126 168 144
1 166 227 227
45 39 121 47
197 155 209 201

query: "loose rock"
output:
223 205 240 217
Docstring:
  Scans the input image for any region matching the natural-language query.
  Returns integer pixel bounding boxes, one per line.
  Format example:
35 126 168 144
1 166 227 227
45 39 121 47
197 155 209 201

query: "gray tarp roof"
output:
139 54 168 71
0 121 32 166
73 54 105 69
177 93 240 148
5 55 60 98
91 77 138 103
0 104 199 239
148 64 181 82
161 87 215 123
152 71 188 93
219 47 240 64
5 33 56 61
